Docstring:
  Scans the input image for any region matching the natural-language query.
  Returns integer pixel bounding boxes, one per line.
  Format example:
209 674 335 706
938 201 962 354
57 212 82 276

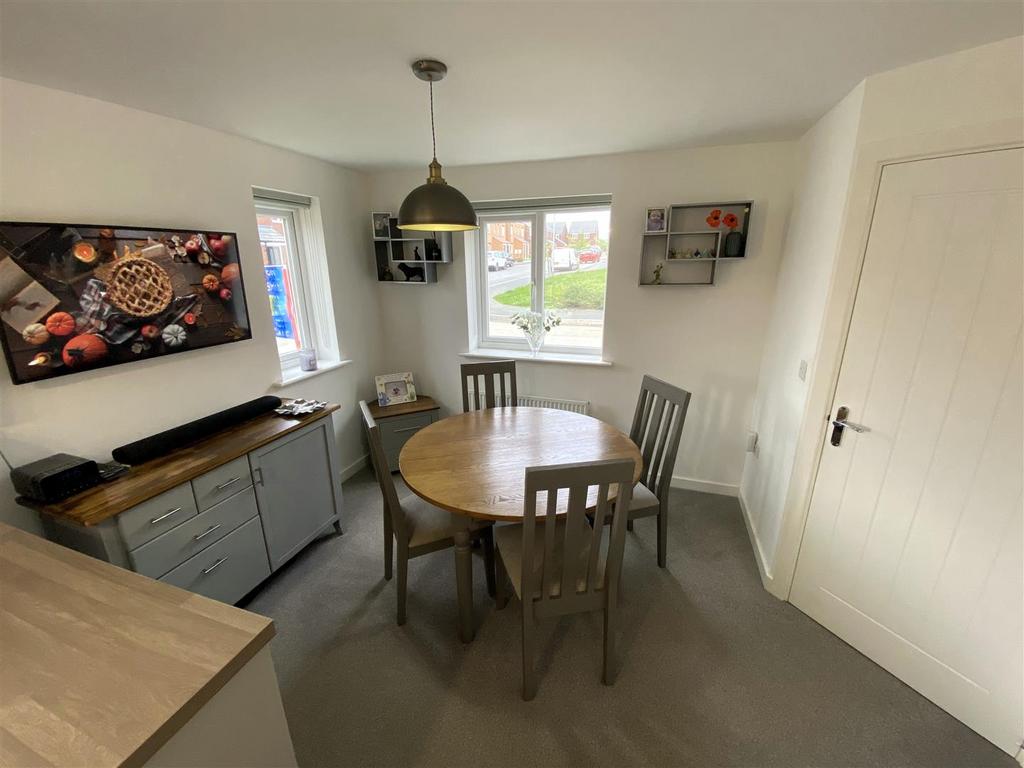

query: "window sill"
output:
460 349 611 367
273 359 352 388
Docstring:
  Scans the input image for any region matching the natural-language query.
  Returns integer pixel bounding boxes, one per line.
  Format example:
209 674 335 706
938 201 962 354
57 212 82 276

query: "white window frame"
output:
253 190 339 379
471 197 611 356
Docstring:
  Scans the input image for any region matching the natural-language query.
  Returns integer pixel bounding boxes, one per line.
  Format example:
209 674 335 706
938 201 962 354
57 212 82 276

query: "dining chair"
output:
494 458 635 700
360 401 496 625
625 375 692 568
460 360 518 411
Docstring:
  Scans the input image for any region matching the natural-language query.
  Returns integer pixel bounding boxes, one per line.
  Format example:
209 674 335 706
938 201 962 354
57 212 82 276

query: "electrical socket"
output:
798 359 808 382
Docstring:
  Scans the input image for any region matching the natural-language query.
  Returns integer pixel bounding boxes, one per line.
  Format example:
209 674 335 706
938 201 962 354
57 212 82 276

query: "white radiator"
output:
471 391 590 415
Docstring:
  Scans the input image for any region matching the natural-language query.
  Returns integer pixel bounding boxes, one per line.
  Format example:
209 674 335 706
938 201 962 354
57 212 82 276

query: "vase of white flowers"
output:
510 310 562 356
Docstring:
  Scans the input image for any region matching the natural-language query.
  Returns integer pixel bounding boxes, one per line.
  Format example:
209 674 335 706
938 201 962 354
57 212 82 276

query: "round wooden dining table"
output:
399 406 642 642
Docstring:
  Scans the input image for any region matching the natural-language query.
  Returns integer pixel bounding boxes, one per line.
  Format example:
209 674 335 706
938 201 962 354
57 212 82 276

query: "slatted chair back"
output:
359 401 409 540
521 459 635 619
629 375 692 502
460 360 518 411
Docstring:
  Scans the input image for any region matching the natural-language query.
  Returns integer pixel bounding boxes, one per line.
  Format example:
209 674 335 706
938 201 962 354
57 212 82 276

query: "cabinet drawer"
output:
380 412 435 468
130 487 259 579
117 484 198 551
160 516 270 605
191 456 253 512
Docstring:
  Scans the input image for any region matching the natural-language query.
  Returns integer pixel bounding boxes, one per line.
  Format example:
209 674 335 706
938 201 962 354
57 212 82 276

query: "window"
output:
253 189 339 379
472 197 611 356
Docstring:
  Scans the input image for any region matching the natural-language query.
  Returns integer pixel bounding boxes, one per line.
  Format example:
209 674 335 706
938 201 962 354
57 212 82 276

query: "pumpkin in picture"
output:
220 263 240 285
45 311 76 337
202 273 220 293
141 324 161 340
62 334 108 367
161 324 187 347
21 323 50 345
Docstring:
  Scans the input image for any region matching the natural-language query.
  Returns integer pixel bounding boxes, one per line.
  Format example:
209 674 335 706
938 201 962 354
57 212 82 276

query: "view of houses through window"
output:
479 204 610 352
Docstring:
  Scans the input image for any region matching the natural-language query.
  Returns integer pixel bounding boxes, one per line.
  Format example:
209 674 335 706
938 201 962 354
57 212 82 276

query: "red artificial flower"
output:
722 212 739 229
706 213 721 228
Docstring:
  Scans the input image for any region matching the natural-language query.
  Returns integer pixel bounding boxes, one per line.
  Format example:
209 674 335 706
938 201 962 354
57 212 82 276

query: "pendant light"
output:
398 59 478 232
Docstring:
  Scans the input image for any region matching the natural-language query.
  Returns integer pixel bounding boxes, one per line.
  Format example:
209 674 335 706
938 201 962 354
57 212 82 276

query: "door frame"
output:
768 117 1024 603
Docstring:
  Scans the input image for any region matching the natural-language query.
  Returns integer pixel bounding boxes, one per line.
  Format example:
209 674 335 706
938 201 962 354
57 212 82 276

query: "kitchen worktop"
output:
0 522 279 767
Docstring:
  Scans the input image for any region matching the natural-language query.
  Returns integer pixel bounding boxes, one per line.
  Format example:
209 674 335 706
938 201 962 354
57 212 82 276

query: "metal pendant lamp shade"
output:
398 60 478 232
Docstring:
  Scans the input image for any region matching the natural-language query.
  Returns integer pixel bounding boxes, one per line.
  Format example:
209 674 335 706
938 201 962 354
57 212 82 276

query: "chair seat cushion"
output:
495 520 604 600
627 482 660 518
404 494 489 548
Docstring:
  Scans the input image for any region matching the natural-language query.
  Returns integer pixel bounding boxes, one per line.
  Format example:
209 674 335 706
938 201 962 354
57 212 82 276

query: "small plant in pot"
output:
510 310 562 356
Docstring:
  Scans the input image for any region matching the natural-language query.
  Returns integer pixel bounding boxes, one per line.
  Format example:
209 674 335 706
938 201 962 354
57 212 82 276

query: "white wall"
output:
739 84 865 583
744 36 1024 596
369 142 797 493
0 78 378 534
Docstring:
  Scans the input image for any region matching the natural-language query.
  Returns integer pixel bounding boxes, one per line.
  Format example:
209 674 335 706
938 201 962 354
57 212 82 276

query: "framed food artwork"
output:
0 222 252 384
375 371 417 407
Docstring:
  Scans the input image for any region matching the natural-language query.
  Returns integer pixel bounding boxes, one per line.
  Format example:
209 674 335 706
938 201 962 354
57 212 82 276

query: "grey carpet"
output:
242 469 1013 768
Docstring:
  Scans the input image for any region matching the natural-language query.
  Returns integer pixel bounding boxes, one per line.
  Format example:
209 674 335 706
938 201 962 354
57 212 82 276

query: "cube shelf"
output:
372 215 453 284
639 201 752 286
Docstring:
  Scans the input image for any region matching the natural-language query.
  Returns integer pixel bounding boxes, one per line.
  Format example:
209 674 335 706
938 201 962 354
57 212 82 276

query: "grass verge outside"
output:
493 268 607 310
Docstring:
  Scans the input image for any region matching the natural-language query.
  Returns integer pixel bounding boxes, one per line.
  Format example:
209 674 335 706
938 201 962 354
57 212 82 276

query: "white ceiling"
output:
1 2 1020 170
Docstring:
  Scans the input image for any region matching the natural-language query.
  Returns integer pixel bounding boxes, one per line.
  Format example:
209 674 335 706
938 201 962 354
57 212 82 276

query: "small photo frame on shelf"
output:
375 371 417 407
371 212 391 240
644 207 667 233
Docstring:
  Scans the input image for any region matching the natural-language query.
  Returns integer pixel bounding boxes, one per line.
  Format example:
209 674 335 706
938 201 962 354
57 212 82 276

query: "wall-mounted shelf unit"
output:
639 201 752 286
372 215 453 284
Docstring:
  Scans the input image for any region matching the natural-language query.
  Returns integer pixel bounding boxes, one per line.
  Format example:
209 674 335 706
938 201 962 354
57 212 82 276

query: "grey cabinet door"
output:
249 419 343 570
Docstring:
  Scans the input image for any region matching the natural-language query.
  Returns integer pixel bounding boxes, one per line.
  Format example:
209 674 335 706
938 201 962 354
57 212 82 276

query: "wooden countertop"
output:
0 522 275 768
366 395 438 420
20 404 339 527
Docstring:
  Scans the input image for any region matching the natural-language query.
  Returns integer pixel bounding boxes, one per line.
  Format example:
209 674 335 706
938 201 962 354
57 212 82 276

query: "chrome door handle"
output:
830 406 869 446
193 523 222 541
150 507 182 524
215 477 240 491
201 556 229 575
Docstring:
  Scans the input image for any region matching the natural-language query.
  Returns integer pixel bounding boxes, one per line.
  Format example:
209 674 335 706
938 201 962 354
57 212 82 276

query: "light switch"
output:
746 431 758 453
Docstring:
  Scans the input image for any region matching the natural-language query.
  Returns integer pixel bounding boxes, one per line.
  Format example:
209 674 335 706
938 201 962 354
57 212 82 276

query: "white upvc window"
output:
252 189 339 380
469 196 611 357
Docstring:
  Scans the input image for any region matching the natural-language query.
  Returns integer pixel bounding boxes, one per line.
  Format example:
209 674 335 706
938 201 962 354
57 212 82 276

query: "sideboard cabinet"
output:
26 407 344 605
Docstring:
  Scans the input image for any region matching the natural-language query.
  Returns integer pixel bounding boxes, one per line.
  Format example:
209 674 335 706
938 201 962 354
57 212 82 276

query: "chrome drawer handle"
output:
150 507 182 525
201 556 229 575
214 477 240 491
392 426 421 434
193 524 222 541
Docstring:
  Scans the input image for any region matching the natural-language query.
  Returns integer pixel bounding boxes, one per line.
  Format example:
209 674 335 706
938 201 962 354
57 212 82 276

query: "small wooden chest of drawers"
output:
367 396 440 471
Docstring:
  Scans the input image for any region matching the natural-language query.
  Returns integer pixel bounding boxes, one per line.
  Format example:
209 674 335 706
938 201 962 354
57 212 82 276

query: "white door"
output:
791 148 1023 755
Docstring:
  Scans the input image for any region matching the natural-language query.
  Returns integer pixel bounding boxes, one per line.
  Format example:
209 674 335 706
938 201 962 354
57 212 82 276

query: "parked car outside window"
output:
487 251 509 271
550 247 579 271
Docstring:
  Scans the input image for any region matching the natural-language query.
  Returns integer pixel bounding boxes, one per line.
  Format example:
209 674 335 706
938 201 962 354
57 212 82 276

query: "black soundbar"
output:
112 396 282 465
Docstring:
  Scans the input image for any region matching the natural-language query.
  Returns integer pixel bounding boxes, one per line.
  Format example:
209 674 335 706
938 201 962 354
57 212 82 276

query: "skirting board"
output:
737 489 782 598
669 475 738 497
340 454 368 483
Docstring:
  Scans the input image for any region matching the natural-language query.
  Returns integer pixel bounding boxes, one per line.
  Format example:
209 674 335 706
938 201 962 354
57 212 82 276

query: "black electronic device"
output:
11 453 101 503
111 395 282 465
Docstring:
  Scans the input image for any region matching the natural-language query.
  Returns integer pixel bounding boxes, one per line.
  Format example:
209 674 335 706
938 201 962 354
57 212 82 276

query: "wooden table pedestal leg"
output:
452 520 474 643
